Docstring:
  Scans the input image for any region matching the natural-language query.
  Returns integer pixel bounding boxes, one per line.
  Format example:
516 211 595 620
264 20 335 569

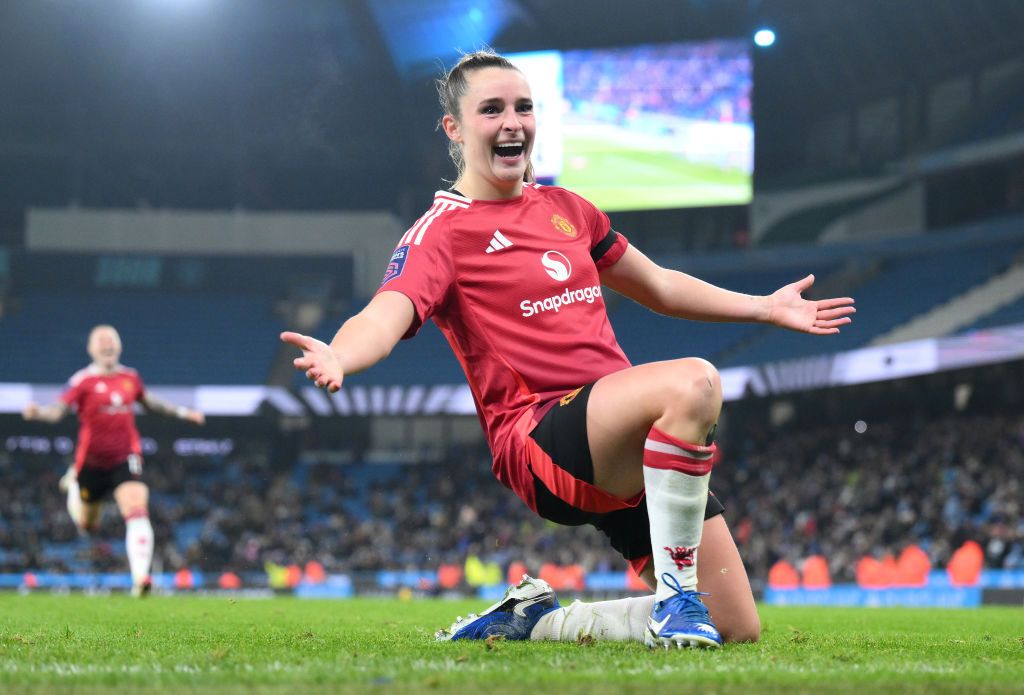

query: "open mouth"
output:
493 143 524 159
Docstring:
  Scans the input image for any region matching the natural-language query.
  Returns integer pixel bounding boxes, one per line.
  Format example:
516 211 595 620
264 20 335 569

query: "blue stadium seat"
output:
0 291 285 384
722 239 1023 366
959 295 1024 333
173 520 205 550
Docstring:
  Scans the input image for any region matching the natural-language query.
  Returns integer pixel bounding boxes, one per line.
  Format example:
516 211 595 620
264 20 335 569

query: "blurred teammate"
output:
22 324 205 597
283 51 854 647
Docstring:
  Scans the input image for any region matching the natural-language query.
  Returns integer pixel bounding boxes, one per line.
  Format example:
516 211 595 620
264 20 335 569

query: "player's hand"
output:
22 402 39 421
187 410 205 426
767 274 855 335
280 331 345 392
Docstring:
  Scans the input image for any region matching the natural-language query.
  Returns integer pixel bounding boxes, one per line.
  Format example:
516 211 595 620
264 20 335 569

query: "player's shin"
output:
642 427 714 598
65 478 84 529
125 510 154 585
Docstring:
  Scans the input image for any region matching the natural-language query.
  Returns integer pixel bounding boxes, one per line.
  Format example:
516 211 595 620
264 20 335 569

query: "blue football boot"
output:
435 575 560 641
645 573 722 649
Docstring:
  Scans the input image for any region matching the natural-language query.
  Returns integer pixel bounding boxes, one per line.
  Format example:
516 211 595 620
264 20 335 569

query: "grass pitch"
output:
557 132 750 211
1 593 1022 694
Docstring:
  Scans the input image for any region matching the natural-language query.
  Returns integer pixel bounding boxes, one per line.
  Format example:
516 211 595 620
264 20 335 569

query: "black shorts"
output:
76 455 144 504
528 382 725 562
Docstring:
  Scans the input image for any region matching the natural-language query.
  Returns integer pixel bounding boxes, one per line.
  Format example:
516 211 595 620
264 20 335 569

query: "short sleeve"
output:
590 227 628 270
374 218 456 339
563 188 629 270
60 379 82 409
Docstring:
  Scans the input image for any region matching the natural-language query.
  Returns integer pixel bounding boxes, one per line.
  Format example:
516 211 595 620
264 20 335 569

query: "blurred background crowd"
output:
4 405 1021 590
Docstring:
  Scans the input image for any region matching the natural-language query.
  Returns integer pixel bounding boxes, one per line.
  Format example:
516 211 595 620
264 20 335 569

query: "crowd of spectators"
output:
1 409 1021 589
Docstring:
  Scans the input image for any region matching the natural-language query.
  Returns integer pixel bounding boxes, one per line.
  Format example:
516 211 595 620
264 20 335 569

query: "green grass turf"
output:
556 133 751 211
0 593 1022 694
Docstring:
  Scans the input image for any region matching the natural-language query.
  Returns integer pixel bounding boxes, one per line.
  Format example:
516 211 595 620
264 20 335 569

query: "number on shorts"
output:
127 454 143 476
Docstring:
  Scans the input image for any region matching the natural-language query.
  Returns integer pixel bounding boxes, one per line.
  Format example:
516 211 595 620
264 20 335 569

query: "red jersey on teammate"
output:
376 184 630 495
24 324 204 598
61 365 145 472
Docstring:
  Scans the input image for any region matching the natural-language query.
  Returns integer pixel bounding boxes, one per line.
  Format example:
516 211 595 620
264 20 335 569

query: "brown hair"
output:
437 50 535 183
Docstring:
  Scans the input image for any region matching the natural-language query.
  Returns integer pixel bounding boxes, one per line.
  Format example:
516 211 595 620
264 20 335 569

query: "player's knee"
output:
663 358 722 428
677 357 721 408
123 506 149 521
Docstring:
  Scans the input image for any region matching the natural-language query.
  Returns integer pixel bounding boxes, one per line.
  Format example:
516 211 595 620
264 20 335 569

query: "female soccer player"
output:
22 324 205 597
282 51 854 647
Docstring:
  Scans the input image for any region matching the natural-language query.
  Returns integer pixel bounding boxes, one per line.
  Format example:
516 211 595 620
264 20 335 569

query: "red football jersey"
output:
376 184 631 495
60 365 145 471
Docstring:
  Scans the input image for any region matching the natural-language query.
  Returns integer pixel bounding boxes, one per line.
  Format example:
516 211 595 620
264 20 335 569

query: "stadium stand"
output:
3 407 1021 592
962 295 1024 333
0 251 352 384
5 215 1021 388
723 233 1024 365
0 290 284 384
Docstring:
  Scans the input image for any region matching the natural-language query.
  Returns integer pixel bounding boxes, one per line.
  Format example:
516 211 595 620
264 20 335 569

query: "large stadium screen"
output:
508 39 752 211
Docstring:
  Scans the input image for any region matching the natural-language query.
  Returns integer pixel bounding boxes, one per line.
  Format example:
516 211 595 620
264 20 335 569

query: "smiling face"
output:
87 325 122 371
442 66 535 200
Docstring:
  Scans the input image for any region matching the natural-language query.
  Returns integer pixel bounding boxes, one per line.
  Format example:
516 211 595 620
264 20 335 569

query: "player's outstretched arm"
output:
22 402 68 423
281 291 415 393
600 244 854 333
140 393 205 425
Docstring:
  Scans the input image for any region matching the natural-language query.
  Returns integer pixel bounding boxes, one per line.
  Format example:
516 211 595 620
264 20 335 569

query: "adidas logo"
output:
485 230 514 253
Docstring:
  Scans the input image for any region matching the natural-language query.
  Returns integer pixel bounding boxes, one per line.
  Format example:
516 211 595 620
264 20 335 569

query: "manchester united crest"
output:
551 214 576 238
